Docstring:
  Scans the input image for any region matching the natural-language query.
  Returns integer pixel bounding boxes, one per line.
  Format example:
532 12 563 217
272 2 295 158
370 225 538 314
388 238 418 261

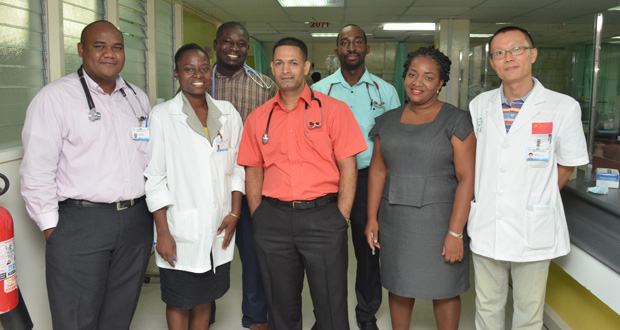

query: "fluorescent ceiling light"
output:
312 33 338 37
470 34 493 38
278 0 343 7
608 6 620 10
612 36 620 39
383 23 435 31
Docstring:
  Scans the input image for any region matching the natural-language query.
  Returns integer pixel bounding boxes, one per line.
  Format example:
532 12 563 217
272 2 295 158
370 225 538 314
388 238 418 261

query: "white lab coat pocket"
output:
168 208 200 243
524 206 556 249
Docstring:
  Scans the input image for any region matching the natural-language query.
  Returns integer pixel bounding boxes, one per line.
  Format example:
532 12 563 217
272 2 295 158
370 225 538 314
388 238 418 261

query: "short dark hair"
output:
337 24 367 46
174 43 208 70
402 46 451 87
489 26 535 48
215 22 248 41
273 37 308 61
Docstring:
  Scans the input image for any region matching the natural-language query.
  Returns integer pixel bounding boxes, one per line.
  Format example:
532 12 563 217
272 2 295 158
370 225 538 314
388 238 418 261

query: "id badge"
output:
214 132 229 152
132 127 149 141
527 122 552 161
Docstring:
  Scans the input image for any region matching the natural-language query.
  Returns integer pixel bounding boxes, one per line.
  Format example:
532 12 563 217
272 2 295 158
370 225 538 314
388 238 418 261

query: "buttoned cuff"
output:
35 210 59 231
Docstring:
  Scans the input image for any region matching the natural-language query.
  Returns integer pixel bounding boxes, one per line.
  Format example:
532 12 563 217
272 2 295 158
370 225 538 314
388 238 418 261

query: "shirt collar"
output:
81 69 125 95
213 64 245 80
500 77 537 105
181 92 223 144
333 67 373 88
273 83 312 111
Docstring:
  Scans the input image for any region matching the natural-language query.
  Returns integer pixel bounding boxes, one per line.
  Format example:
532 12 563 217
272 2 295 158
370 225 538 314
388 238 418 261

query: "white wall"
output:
0 149 51 329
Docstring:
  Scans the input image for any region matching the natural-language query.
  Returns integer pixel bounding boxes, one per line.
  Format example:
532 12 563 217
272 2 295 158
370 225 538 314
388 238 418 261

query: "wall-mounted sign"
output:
309 22 330 28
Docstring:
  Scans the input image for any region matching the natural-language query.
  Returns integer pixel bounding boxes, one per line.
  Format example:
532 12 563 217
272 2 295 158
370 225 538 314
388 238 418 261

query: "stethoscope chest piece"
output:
262 133 269 144
88 108 101 122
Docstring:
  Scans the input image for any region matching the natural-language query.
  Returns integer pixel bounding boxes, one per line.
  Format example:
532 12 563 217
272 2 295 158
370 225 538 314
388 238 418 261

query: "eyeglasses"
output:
490 46 533 60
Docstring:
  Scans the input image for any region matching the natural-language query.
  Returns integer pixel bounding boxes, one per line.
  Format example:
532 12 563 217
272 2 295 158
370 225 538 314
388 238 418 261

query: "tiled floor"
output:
131 239 513 329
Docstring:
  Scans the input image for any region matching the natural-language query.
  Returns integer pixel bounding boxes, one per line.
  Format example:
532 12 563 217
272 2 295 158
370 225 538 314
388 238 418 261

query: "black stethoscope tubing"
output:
262 89 323 145
78 66 147 124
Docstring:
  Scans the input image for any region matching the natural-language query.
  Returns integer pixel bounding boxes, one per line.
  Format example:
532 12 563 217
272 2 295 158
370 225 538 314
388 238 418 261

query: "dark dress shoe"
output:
358 321 379 330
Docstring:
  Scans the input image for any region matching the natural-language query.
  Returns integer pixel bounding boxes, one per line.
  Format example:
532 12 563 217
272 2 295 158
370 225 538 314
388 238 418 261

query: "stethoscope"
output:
211 63 273 95
327 80 385 110
262 89 323 144
78 66 148 124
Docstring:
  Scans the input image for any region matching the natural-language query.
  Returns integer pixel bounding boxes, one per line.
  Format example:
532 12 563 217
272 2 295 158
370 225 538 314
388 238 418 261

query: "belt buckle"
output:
116 199 133 211
292 201 301 209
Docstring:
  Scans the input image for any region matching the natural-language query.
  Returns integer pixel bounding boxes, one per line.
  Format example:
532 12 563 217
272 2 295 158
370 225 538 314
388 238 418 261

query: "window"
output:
0 0 46 149
63 0 104 74
119 0 147 92
155 0 174 100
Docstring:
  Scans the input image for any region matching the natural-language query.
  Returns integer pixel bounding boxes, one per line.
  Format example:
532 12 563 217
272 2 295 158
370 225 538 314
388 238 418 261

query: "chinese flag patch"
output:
532 122 553 134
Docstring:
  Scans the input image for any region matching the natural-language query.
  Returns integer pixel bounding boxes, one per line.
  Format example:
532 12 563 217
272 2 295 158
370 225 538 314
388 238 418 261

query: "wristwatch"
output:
448 230 463 240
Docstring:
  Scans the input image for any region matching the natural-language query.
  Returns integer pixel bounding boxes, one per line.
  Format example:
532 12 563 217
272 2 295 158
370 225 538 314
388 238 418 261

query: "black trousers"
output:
252 198 349 330
46 199 153 330
350 168 382 322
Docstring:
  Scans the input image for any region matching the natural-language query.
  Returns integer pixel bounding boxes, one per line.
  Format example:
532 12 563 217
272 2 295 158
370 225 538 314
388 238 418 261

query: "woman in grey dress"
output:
365 47 475 330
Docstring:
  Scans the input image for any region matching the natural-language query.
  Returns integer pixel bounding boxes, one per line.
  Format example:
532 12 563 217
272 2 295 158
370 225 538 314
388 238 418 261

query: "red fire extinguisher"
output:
0 173 18 313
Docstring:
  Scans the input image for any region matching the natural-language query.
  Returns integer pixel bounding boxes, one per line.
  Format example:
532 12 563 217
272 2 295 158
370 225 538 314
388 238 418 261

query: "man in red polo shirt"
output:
238 37 367 330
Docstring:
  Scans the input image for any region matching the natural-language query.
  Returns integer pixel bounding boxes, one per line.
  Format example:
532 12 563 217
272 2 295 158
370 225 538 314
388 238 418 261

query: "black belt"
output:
266 193 337 210
60 196 145 211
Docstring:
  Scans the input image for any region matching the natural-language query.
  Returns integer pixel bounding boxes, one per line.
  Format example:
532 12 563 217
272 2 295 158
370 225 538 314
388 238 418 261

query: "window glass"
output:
0 0 45 149
63 0 104 74
155 0 174 100
591 10 620 172
119 0 147 92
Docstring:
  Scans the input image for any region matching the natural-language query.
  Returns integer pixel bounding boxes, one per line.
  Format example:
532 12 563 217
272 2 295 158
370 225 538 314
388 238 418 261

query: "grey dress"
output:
369 103 473 299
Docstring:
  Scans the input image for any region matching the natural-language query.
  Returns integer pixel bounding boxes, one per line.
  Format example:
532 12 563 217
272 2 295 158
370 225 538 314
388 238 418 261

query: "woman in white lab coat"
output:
144 43 244 330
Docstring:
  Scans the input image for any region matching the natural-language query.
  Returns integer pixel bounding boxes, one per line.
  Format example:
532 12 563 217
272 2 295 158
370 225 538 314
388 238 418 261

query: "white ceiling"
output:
183 0 620 46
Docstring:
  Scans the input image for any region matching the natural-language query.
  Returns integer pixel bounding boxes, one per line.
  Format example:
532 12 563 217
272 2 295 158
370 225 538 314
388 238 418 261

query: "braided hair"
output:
402 46 451 87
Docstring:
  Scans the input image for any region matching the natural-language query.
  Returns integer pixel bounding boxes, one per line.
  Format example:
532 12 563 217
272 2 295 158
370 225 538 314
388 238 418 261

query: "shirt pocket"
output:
167 208 200 243
303 130 333 162
524 205 557 249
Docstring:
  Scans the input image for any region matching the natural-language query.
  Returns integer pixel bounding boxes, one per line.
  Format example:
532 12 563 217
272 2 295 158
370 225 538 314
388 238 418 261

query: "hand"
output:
156 233 177 267
364 220 381 253
217 214 239 249
442 233 464 263
43 228 55 240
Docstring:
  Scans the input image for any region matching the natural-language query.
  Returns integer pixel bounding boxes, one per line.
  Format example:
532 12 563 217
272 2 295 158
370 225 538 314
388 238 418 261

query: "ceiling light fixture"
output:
278 0 344 7
470 34 493 38
608 6 620 11
383 23 435 31
311 33 338 37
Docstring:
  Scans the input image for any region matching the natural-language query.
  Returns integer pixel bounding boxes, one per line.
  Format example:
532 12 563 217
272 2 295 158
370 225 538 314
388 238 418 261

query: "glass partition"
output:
591 9 620 172
468 9 620 172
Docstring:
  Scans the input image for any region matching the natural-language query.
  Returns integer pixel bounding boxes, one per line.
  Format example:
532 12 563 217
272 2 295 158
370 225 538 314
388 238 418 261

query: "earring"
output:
436 90 440 95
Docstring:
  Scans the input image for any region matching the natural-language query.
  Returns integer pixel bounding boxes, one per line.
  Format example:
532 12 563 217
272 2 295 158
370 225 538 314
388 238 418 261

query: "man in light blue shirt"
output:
312 24 400 330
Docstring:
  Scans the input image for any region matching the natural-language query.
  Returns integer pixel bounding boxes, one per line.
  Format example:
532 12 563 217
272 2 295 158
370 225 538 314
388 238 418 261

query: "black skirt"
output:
159 262 231 309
